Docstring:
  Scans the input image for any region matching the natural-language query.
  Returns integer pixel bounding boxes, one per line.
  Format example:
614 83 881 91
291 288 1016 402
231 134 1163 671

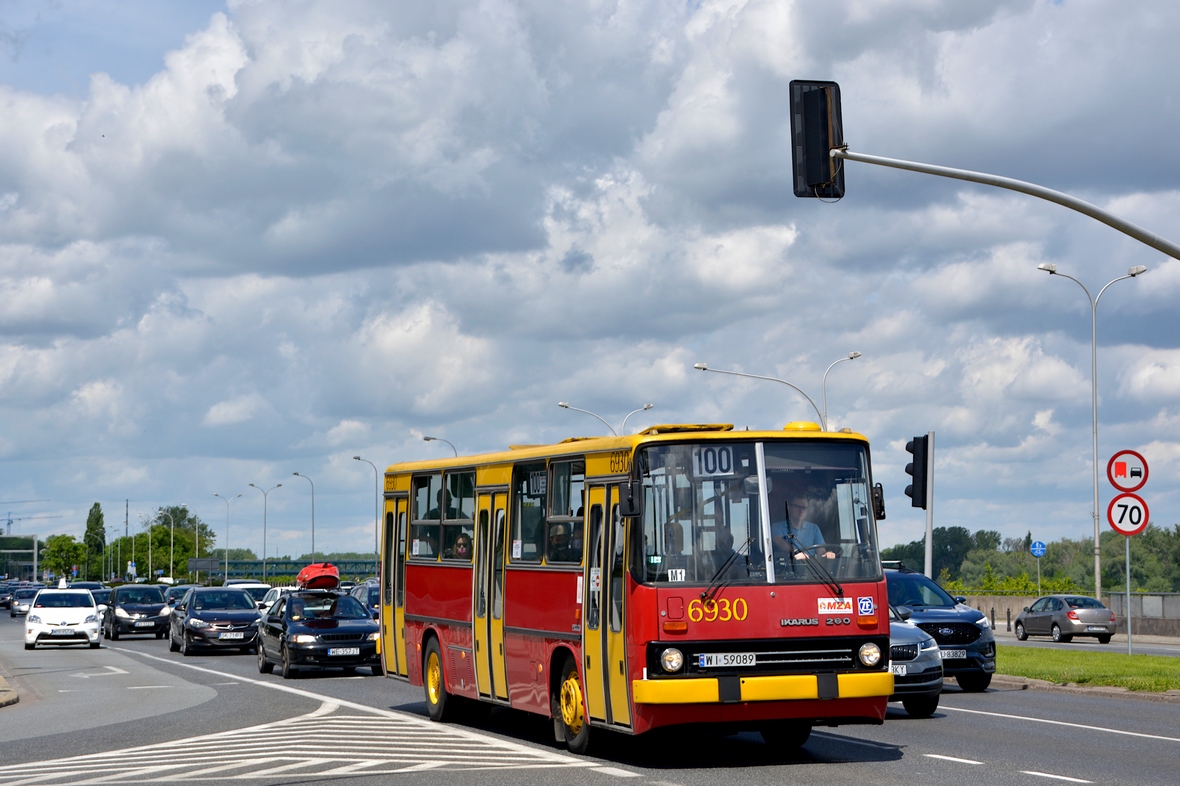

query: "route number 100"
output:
693 446 734 477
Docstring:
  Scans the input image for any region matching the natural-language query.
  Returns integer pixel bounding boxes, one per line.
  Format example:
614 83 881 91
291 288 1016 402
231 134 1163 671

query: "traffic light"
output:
905 436 929 509
789 80 845 199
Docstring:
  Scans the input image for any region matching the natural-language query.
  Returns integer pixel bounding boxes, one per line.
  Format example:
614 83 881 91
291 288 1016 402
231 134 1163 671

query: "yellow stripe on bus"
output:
632 672 893 704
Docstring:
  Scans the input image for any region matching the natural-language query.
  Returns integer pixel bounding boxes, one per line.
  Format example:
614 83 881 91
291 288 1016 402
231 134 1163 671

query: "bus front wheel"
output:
423 639 454 722
555 657 590 755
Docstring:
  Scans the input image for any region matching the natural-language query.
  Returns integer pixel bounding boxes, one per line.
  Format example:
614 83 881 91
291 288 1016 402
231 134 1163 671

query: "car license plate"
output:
134 621 155 627
889 663 907 676
1086 626 1108 632
939 649 966 659
328 647 361 656
698 652 756 668
51 628 74 636
219 632 245 640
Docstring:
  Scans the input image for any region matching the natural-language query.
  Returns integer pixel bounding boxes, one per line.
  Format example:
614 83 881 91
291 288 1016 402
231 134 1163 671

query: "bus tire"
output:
760 721 811 750
556 656 591 755
423 638 454 722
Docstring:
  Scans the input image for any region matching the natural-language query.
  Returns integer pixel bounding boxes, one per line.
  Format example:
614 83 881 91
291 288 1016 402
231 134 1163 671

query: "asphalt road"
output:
0 612 1177 785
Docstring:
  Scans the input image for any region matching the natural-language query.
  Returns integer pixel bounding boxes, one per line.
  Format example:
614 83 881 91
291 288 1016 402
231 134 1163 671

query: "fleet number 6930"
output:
687 597 749 622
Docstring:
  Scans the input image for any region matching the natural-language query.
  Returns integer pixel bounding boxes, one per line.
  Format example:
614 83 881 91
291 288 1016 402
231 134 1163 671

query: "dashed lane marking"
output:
923 754 982 765
940 705 1180 743
1021 771 1093 783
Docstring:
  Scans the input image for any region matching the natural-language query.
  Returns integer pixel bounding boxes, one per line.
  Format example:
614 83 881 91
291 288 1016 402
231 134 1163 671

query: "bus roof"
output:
386 422 868 474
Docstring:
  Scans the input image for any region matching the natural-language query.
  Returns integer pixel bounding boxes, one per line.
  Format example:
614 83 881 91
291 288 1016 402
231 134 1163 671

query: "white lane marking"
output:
923 754 983 764
941 705 1180 743
126 685 171 690
1021 771 1093 783
70 665 127 679
594 766 643 777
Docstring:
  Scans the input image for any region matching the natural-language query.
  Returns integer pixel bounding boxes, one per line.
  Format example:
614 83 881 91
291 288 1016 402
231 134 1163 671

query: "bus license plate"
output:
698 652 756 668
889 663 907 676
939 649 966 660
219 632 245 640
329 647 360 656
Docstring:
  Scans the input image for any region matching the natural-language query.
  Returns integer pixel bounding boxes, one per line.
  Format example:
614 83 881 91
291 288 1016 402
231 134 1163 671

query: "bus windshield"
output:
635 440 881 586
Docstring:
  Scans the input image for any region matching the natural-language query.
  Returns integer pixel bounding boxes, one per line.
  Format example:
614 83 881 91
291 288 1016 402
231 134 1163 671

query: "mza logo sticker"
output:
817 598 853 614
857 596 875 615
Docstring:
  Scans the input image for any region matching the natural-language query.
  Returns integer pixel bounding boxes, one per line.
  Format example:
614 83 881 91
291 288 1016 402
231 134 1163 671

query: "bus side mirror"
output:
872 483 886 520
617 480 643 518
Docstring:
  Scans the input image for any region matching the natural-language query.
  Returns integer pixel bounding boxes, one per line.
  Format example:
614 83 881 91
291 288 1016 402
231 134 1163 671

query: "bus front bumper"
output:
632 671 893 704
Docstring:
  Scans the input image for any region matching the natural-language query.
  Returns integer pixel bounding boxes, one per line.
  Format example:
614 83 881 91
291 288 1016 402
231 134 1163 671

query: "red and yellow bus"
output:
377 422 892 753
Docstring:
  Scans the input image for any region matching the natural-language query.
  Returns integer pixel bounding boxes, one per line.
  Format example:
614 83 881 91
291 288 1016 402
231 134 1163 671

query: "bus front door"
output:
392 496 409 678
604 487 631 726
475 491 509 701
582 485 607 722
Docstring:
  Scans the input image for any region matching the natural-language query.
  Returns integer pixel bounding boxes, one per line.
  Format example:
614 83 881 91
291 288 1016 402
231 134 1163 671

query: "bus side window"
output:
511 462 546 562
442 471 475 561
411 474 442 560
547 460 585 565
586 504 603 630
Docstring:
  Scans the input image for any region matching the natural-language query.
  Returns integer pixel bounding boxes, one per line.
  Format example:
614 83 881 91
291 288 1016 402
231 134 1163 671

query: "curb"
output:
0 675 18 709
990 673 1180 704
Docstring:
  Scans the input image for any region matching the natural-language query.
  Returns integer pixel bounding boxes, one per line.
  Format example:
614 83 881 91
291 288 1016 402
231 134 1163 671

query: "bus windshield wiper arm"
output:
700 537 753 601
783 531 843 597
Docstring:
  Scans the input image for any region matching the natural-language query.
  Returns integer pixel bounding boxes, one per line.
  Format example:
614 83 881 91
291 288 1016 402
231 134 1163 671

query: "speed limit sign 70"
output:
1107 492 1149 536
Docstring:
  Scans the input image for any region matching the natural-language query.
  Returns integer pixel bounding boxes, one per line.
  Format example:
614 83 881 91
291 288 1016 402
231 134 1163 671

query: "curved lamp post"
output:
292 473 316 560
693 363 826 429
423 436 458 457
1037 263 1147 599
214 493 241 581
557 402 618 436
621 403 654 435
248 484 281 581
822 352 862 431
353 456 380 572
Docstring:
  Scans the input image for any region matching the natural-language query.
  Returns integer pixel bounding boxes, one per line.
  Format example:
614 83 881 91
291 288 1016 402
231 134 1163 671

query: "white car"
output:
25 588 104 650
224 582 272 608
257 586 293 615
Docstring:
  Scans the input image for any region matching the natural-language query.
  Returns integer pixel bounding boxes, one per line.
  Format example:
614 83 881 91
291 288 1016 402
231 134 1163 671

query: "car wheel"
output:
24 642 34 650
89 641 100 649
1051 624 1072 643
1097 635 1112 644
281 644 297 679
423 638 453 721
1015 622 1027 641
760 721 812 750
371 660 384 676
554 655 591 754
109 625 119 642
180 631 192 657
957 672 992 692
257 642 273 674
168 627 180 653
902 695 940 718
156 631 165 640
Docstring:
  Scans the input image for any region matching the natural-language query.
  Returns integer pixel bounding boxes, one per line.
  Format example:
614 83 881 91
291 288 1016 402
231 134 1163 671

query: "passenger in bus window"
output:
449 533 472 560
704 528 743 581
771 493 835 559
548 522 573 562
427 490 457 520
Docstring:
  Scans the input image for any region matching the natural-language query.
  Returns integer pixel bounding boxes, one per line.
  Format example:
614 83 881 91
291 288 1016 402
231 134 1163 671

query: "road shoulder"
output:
0 675 17 708
991 673 1180 704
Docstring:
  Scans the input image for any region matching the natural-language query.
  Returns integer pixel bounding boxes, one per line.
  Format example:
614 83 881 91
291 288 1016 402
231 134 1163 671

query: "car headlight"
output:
115 607 131 618
28 614 41 624
160 606 171 617
919 638 939 651
858 642 882 667
660 647 684 673
292 634 318 644
188 618 211 629
977 615 991 629
367 631 380 641
85 614 99 624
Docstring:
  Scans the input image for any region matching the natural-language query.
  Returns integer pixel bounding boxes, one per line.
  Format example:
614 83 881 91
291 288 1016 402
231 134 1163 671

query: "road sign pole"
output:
1037 557 1041 597
1126 535 1133 656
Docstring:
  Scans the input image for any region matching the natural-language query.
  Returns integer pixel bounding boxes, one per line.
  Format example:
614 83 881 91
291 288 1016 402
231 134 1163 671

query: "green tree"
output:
83 503 106 581
42 534 86 580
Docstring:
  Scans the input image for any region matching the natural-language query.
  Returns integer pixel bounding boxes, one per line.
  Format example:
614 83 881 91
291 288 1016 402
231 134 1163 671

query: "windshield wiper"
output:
782 530 843 598
700 536 754 602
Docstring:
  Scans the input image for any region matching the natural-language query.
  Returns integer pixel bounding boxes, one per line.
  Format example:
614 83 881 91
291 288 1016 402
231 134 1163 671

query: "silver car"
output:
888 605 943 718
1015 595 1116 644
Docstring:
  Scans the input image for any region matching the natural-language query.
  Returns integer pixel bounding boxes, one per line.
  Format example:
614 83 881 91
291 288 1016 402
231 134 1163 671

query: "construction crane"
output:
4 513 61 535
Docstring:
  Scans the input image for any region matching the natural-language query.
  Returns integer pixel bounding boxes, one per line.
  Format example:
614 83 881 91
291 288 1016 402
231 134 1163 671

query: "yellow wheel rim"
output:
426 651 442 706
559 673 584 735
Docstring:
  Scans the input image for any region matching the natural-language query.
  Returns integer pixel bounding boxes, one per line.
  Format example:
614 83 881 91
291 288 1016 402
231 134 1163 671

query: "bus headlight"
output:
660 648 684 673
858 642 882 667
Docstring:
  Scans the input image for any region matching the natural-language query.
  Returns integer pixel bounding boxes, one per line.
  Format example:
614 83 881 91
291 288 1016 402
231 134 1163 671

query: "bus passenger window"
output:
547 459 585 565
411 474 442 560
441 471 475 561
511 462 546 562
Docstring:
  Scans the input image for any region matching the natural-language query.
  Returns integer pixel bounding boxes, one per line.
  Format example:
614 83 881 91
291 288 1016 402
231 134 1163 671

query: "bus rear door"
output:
582 484 630 727
392 495 410 677
474 490 509 701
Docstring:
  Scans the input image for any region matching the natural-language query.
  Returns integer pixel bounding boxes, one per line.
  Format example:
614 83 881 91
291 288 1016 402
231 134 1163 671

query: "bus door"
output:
581 484 608 722
475 491 509 701
392 495 410 678
604 485 631 726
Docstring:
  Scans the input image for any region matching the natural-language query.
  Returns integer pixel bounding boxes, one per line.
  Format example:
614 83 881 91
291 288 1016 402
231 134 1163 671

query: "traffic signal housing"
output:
905 436 929 509
789 80 845 199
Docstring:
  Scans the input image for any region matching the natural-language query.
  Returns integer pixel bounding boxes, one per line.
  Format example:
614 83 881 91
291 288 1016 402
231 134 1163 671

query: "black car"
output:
90 588 112 607
164 584 199 609
168 587 260 655
350 582 380 619
885 565 996 692
257 590 381 679
104 584 169 639
0 581 17 609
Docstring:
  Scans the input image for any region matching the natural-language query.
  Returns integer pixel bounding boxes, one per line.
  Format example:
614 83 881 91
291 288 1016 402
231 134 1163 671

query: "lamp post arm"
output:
701 367 825 427
821 357 853 431
620 404 653 435
559 404 618 436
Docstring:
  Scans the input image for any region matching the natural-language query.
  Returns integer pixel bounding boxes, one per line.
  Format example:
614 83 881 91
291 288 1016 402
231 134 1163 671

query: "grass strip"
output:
997 644 1180 692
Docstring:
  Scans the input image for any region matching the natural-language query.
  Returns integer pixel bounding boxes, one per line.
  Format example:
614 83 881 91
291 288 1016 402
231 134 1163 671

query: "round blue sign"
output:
1030 540 1047 558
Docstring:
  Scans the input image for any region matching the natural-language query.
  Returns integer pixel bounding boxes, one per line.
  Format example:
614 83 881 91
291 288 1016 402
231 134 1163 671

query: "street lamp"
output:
693 363 826 428
159 506 184 582
423 436 458 457
621 403 654 435
354 456 381 572
1037 262 1148 599
214 493 241 581
557 402 618 436
822 352 862 431
248 484 282 581
292 473 316 560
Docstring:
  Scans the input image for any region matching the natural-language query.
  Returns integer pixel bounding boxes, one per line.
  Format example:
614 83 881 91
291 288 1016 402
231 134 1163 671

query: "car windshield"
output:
287 595 369 620
14 589 36 599
192 591 256 611
634 439 882 586
34 593 94 608
367 588 379 605
1065 596 1105 609
119 587 165 604
886 572 957 608
240 587 270 602
166 587 193 603
92 590 111 603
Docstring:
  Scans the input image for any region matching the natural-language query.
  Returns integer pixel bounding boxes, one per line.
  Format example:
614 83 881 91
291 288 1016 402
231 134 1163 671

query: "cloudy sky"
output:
2 0 1178 564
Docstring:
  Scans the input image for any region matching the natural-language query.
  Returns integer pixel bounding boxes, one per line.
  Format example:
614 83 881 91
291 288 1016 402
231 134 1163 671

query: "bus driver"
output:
771 493 836 560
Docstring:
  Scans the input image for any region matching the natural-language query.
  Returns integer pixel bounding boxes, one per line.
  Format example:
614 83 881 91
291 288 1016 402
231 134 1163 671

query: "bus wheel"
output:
424 639 454 722
556 657 590 755
760 721 811 750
